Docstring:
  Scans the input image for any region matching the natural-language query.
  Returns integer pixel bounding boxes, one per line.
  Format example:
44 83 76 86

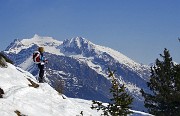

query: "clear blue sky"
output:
0 0 180 65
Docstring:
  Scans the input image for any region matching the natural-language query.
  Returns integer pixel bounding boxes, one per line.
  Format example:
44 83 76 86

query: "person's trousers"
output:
38 63 44 82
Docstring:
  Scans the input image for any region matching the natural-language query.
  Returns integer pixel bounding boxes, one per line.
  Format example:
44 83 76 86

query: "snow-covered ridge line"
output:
5 34 146 67
21 34 62 46
4 34 63 55
95 44 149 68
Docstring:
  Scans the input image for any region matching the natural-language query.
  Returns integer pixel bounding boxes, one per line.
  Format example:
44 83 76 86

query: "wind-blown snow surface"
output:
0 64 153 116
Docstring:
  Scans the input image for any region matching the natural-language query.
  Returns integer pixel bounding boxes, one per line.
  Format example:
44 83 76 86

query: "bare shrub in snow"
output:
14 110 27 116
27 78 39 88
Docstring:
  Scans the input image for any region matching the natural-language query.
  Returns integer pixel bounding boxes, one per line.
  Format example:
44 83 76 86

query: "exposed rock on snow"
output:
0 56 7 68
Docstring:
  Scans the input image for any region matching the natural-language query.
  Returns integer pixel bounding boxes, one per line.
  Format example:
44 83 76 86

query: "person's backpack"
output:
33 51 40 64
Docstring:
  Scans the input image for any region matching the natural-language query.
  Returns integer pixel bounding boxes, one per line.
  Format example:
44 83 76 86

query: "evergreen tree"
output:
91 68 133 116
141 48 180 115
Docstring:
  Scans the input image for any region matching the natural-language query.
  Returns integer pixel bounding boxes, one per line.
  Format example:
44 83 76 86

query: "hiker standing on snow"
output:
33 47 48 83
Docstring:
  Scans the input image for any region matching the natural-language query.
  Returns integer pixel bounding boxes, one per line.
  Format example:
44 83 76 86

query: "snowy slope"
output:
0 63 153 116
0 63 102 116
3 35 150 111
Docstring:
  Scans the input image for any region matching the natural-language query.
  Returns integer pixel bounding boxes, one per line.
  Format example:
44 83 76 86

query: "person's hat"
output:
38 47 44 53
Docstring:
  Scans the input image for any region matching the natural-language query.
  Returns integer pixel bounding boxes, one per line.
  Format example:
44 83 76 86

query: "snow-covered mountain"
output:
0 63 153 116
3 34 150 111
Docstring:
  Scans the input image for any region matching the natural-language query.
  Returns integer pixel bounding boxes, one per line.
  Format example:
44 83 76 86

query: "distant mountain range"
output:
3 34 150 111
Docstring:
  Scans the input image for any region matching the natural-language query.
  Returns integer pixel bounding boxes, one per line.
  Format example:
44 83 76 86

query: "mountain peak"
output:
5 38 23 51
63 37 93 48
24 34 62 46
72 36 89 43
30 34 55 42
61 37 95 55
5 35 62 54
33 34 40 38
